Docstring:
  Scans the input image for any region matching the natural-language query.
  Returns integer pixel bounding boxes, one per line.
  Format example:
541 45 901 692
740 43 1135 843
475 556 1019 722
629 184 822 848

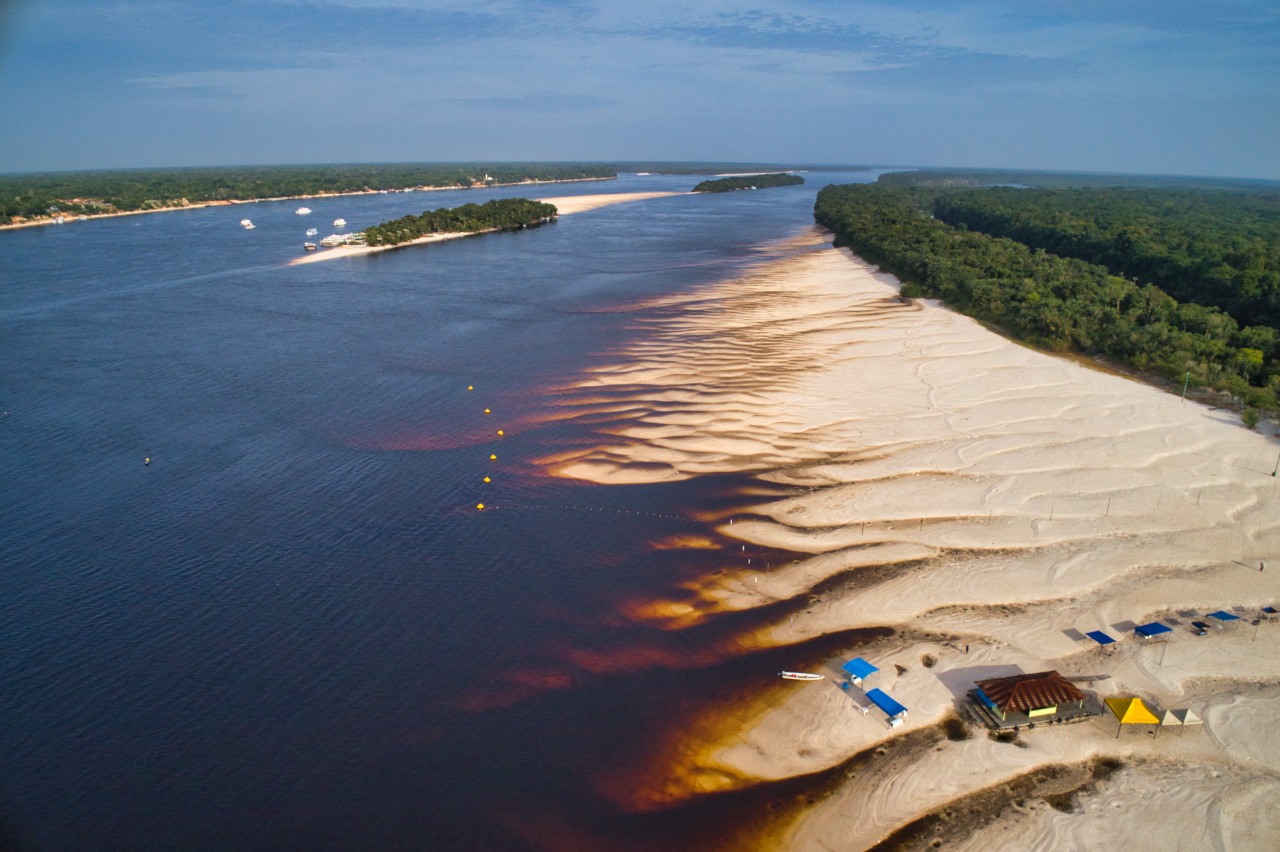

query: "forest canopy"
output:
814 180 1280 416
362 198 558 247
692 173 804 193
0 163 613 222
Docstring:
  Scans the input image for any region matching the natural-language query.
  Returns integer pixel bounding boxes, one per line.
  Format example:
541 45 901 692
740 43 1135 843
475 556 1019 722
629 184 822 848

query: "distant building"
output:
970 670 1091 729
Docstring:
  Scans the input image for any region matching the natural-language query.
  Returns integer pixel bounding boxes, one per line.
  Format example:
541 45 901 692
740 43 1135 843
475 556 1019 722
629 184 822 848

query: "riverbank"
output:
287 192 681 266
538 228 1280 848
0 176 619 232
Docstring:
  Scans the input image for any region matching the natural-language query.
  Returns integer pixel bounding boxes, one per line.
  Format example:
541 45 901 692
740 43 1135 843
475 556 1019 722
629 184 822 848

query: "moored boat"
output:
303 242 317 251
240 218 255 230
305 228 318 237
333 218 346 228
778 671 824 681
296 207 312 215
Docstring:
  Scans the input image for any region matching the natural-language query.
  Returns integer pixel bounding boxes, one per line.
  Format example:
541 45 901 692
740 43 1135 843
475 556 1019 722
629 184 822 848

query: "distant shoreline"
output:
0 176 617 232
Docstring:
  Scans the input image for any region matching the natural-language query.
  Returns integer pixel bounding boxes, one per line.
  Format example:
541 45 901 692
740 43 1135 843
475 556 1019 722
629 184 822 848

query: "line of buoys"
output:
482 504 685 520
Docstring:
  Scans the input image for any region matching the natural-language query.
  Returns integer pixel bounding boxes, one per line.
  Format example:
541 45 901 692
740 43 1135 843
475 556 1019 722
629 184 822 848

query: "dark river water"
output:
0 169 878 850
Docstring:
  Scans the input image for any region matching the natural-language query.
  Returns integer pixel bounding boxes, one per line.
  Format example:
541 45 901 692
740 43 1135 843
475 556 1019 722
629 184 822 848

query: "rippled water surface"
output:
0 171 876 850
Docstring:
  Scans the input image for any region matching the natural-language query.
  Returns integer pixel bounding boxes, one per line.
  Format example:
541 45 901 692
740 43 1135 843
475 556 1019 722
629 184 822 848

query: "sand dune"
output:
538 227 1280 848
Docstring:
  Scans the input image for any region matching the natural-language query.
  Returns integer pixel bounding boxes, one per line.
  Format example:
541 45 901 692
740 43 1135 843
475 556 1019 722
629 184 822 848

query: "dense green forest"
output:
814 182 1280 417
363 198 558 247
878 168 1280 192
0 163 613 222
692 173 805 193
930 188 1280 329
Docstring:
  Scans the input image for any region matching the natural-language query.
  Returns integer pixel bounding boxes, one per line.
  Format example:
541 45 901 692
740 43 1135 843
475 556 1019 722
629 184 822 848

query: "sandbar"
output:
287 191 680 266
536 227 1280 848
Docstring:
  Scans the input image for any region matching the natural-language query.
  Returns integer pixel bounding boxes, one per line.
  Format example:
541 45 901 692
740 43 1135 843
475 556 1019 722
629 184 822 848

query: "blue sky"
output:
1 0 1277 178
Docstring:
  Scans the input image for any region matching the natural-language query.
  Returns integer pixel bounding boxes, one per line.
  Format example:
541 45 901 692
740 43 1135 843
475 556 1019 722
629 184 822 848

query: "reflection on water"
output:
0 170 879 849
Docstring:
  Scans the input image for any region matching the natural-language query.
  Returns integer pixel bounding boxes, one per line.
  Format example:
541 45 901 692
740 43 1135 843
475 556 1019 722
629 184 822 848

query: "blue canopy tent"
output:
1207 610 1241 628
865 688 908 727
841 657 879 686
1134 622 1172 639
1085 630 1116 646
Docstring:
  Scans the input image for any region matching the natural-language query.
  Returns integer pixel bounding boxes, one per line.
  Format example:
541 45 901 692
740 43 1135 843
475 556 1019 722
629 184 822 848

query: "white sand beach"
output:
537 228 1280 848
287 192 680 266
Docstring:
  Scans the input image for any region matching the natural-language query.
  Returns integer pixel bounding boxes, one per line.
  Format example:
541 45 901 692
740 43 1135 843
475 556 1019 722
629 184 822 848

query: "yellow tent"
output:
1105 697 1160 736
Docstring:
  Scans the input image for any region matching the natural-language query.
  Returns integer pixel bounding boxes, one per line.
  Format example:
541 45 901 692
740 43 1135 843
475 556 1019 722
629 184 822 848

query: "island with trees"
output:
814 174 1280 423
0 163 612 227
692 173 805 193
362 198 559 248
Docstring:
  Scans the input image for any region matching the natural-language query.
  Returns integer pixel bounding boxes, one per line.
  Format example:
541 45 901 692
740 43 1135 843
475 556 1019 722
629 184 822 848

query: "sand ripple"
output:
536 226 1280 848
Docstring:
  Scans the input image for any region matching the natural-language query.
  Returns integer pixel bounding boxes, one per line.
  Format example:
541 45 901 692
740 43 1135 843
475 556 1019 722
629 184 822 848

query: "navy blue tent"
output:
1134 622 1172 639
1208 610 1241 625
1086 630 1116 646
865 688 907 722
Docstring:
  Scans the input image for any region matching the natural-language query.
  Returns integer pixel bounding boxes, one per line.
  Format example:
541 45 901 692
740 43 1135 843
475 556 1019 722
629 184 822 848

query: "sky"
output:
0 0 1277 178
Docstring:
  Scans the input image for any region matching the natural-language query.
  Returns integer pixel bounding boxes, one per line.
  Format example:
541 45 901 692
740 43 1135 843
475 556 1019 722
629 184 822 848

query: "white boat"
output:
303 242 317 251
319 234 345 247
296 207 312 215
333 218 346 228
305 228 318 237
240 218 255 230
779 671 825 681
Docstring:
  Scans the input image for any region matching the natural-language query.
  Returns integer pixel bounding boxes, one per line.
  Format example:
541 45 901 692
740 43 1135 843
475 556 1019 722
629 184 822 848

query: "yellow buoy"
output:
483 476 491 483
497 429 504 436
489 453 497 460
484 408 491 414
476 503 485 510
467 385 474 391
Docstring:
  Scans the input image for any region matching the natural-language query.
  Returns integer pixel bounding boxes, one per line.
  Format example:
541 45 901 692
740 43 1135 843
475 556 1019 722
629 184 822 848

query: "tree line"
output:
0 163 613 222
814 182 1280 419
930 187 1280 329
692 173 805 193
362 198 558 247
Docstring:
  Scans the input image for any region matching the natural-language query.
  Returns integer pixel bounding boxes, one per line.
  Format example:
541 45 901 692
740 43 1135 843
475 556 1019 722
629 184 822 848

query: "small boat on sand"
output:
779 671 824 681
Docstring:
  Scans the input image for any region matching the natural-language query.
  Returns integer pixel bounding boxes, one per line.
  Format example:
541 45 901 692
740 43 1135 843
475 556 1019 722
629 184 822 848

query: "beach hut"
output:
1105 697 1160 737
841 657 879 686
972 671 1088 727
864 688 908 727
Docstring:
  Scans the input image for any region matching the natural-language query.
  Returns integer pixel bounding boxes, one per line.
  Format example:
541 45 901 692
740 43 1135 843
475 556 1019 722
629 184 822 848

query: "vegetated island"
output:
364 197 558 247
0 163 613 228
814 172 1280 423
289 191 679 266
692 173 805 193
